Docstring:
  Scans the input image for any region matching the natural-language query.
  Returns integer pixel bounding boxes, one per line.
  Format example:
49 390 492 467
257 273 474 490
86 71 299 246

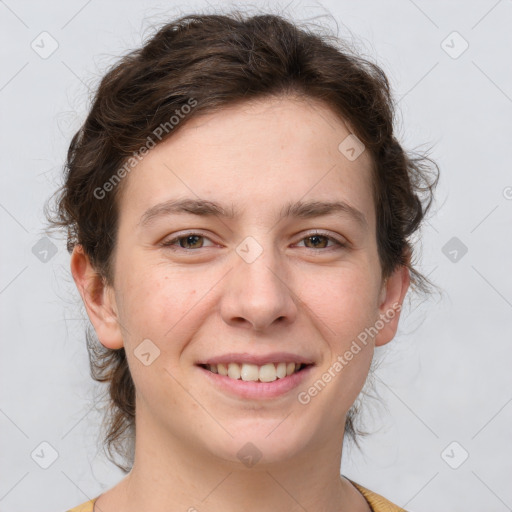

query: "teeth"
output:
276 362 287 379
227 363 241 379
259 363 277 382
205 362 304 381
240 363 259 381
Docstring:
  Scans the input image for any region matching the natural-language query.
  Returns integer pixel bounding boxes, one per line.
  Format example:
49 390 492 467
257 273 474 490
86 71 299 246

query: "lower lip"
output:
197 365 314 399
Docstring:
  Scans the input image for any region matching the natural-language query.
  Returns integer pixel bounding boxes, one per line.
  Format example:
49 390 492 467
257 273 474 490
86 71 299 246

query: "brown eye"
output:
297 233 344 250
161 233 215 250
178 235 204 249
304 234 330 248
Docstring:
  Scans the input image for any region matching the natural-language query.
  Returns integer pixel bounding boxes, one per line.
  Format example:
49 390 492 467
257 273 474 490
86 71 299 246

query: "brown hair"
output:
47 9 440 472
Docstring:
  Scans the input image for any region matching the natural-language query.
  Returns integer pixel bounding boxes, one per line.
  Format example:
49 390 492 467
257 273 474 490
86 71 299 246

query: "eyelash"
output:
160 231 347 252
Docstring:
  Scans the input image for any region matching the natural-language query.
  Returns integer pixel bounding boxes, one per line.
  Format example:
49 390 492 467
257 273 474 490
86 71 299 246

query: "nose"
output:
219 244 298 332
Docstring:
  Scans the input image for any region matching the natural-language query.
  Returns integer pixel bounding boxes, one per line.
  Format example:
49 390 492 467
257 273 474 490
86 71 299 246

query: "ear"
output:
374 259 411 348
70 245 124 350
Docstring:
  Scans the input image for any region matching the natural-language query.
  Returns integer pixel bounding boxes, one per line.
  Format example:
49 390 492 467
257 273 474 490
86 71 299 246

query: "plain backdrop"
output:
1 1 511 511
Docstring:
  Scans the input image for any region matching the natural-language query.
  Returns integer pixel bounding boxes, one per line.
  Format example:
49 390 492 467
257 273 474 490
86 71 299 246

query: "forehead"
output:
119 95 375 230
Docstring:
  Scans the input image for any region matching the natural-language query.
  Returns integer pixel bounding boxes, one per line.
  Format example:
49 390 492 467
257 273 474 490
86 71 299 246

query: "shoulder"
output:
65 496 98 512
349 480 408 512
64 485 405 512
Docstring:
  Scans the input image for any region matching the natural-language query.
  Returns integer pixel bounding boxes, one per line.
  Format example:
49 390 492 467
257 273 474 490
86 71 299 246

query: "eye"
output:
160 231 346 252
295 232 346 250
160 233 215 250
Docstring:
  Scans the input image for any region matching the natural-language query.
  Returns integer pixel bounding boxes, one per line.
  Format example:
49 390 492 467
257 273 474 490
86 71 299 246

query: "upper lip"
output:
197 352 315 366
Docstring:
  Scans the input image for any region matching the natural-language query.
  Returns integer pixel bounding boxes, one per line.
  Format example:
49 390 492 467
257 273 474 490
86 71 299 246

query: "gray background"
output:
1 1 511 511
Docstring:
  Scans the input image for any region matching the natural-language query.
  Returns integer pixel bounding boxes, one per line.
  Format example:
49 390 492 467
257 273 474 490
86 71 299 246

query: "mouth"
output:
198 362 312 383
196 356 315 400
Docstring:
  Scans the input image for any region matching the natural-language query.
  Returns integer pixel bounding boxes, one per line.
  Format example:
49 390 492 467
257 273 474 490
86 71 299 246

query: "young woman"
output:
50 10 439 512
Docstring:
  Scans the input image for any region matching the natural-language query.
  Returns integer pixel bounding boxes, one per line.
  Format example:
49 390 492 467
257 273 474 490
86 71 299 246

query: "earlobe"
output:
374 264 411 347
70 245 124 350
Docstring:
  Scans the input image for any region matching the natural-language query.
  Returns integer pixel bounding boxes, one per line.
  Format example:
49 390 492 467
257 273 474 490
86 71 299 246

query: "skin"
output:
71 95 410 512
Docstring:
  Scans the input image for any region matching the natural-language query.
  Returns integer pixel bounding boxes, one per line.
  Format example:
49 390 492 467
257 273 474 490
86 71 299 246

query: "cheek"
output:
295 264 378 400
296 263 379 346
115 257 217 352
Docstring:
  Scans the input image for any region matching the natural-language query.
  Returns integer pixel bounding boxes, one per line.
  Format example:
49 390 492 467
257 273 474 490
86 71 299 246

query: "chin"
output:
205 421 314 468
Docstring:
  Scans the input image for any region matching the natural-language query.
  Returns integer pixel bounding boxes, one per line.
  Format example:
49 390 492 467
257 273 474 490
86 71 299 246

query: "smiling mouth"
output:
198 362 311 382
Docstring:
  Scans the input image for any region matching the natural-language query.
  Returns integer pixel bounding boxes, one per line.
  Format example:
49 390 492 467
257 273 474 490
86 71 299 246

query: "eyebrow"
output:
139 197 368 229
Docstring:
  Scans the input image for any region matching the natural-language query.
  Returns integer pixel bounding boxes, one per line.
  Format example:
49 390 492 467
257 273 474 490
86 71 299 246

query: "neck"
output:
98 406 369 512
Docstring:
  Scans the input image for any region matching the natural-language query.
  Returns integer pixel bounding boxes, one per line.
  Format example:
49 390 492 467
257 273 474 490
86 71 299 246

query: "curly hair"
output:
46 9 440 472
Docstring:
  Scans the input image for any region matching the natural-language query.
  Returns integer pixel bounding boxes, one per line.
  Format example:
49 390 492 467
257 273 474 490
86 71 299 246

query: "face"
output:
74 95 409 467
